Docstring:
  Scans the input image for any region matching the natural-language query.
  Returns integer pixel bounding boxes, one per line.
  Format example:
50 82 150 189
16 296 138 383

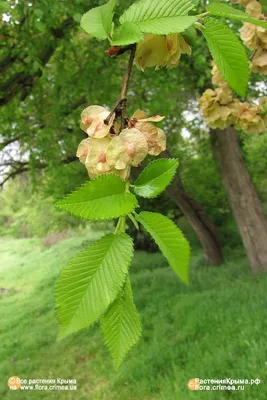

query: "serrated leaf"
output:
134 158 179 198
57 174 138 221
136 212 190 284
203 17 249 97
111 22 144 46
81 0 116 40
120 0 194 23
101 277 142 370
138 15 198 35
56 233 134 339
120 0 197 35
207 3 267 30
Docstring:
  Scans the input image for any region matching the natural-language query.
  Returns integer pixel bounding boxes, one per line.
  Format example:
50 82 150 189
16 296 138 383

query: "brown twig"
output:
249 49 257 61
104 44 137 129
105 45 132 58
120 44 136 129
104 98 124 125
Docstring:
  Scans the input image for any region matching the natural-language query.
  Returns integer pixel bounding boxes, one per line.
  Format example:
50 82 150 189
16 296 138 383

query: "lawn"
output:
1 233 267 399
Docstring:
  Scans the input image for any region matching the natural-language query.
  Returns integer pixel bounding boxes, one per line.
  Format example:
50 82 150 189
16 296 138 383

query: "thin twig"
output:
249 49 256 61
120 44 136 100
104 98 124 125
105 45 132 58
104 44 137 129
120 44 136 130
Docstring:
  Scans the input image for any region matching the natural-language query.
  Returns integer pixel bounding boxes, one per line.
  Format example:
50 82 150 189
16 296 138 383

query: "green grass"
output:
1 234 267 399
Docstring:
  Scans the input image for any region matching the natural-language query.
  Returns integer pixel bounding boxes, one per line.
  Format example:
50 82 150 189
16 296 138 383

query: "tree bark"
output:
166 172 224 265
210 126 267 273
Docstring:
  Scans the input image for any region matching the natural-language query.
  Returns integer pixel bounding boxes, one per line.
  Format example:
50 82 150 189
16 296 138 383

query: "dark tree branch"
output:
0 137 20 148
0 161 28 167
0 166 29 188
66 96 87 113
0 53 16 75
0 156 77 188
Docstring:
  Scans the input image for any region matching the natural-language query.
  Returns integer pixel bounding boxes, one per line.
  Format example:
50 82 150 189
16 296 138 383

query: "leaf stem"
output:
115 216 126 234
194 21 206 31
128 213 139 230
197 11 210 19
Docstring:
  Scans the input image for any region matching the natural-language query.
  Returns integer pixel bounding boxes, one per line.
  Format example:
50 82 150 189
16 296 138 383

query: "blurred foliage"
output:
0 175 83 237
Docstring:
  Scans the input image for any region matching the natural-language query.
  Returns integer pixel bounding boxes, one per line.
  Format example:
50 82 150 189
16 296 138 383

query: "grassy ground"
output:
1 233 267 399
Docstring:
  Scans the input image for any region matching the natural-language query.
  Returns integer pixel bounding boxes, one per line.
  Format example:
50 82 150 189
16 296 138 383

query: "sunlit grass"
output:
1 235 267 399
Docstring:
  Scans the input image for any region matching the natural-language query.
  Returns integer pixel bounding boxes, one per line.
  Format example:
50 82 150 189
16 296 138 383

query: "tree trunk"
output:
166 173 224 265
210 126 267 273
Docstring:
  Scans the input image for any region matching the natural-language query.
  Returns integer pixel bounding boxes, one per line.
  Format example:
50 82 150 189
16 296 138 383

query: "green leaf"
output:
101 277 142 370
206 3 267 30
111 22 144 46
138 15 198 35
202 17 249 97
0 0 9 13
56 233 134 339
134 158 179 198
259 0 267 13
80 0 116 40
136 212 190 284
120 0 198 35
57 174 138 221
121 0 194 23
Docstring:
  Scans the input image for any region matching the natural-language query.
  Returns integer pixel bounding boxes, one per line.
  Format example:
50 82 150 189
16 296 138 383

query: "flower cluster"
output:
199 62 238 129
199 0 267 133
199 63 267 132
135 33 191 71
237 98 267 133
77 106 166 180
233 0 267 74
199 87 239 130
